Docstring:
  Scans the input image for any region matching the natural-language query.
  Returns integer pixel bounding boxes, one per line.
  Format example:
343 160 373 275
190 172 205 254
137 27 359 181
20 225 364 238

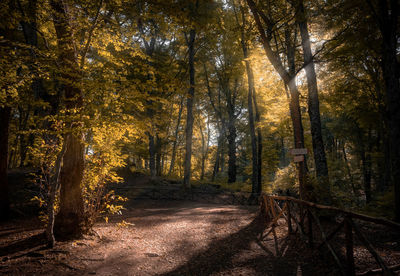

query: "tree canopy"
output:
1 0 399 241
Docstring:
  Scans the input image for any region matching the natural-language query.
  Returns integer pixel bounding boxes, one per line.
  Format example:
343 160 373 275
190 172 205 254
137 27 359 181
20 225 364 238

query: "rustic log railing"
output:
113 186 254 205
260 194 400 276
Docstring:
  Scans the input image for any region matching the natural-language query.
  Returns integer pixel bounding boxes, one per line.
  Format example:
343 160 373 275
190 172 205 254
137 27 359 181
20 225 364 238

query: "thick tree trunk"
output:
296 0 330 200
0 106 11 221
287 81 309 199
183 29 196 189
377 0 400 221
51 0 85 239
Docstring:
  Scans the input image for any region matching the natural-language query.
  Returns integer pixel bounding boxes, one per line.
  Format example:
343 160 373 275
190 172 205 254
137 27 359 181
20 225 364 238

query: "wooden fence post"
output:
287 201 292 234
307 209 313 248
263 195 270 222
269 197 277 221
344 217 355 276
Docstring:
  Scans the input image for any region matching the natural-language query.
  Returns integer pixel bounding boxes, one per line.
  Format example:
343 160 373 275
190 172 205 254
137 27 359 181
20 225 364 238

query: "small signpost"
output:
290 148 308 163
293 155 304 162
289 148 308 155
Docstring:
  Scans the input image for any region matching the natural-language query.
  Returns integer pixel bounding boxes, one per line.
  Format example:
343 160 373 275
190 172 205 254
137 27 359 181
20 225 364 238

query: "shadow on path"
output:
0 232 46 257
159 213 267 275
160 214 339 276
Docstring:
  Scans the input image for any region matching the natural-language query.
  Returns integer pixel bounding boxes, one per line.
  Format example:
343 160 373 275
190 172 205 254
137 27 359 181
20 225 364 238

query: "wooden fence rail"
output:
113 185 255 205
260 194 400 276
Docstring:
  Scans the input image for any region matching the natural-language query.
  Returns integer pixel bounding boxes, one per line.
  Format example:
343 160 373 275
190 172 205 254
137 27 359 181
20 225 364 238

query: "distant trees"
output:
232 0 263 199
246 0 312 200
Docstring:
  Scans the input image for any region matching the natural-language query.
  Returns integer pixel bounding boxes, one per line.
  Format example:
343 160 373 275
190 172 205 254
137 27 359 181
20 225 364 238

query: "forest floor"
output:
0 172 399 275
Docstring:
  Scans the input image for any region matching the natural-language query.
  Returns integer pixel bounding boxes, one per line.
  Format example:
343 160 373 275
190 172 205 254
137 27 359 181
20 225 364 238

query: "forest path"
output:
0 199 335 276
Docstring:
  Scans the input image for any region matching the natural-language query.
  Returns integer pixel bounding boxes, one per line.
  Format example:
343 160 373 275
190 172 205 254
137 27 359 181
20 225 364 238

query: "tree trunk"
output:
246 64 258 194
155 135 162 176
378 0 400 221
148 134 156 178
296 0 330 201
0 106 11 221
253 89 263 194
168 97 183 175
183 29 196 189
51 0 85 239
212 129 222 181
288 81 309 200
227 112 237 183
357 127 372 203
360 146 372 204
47 136 67 248
285 31 309 199
342 142 356 196
199 116 210 181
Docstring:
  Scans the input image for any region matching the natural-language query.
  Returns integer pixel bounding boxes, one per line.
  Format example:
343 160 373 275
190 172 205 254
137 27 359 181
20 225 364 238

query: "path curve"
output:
0 200 336 275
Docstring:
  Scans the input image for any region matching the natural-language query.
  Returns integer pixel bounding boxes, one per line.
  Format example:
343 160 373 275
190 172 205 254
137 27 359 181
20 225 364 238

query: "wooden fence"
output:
260 194 400 276
113 185 255 205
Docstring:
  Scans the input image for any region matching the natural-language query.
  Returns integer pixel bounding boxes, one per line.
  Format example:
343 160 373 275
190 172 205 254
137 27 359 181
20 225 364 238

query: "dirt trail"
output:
0 198 339 276
0 172 340 275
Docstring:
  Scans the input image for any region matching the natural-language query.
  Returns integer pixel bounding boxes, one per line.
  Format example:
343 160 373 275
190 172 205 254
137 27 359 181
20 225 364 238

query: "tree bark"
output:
148 134 156 178
227 109 237 183
296 0 330 201
168 97 183 176
183 29 196 189
246 63 258 194
155 135 162 176
51 0 85 239
378 0 400 221
0 106 11 221
212 126 224 181
253 89 263 194
342 142 356 196
199 115 210 181
47 136 67 248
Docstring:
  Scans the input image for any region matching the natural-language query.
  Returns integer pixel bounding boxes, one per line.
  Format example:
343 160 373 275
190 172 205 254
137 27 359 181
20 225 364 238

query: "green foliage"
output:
270 164 297 195
82 123 129 226
29 133 63 223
